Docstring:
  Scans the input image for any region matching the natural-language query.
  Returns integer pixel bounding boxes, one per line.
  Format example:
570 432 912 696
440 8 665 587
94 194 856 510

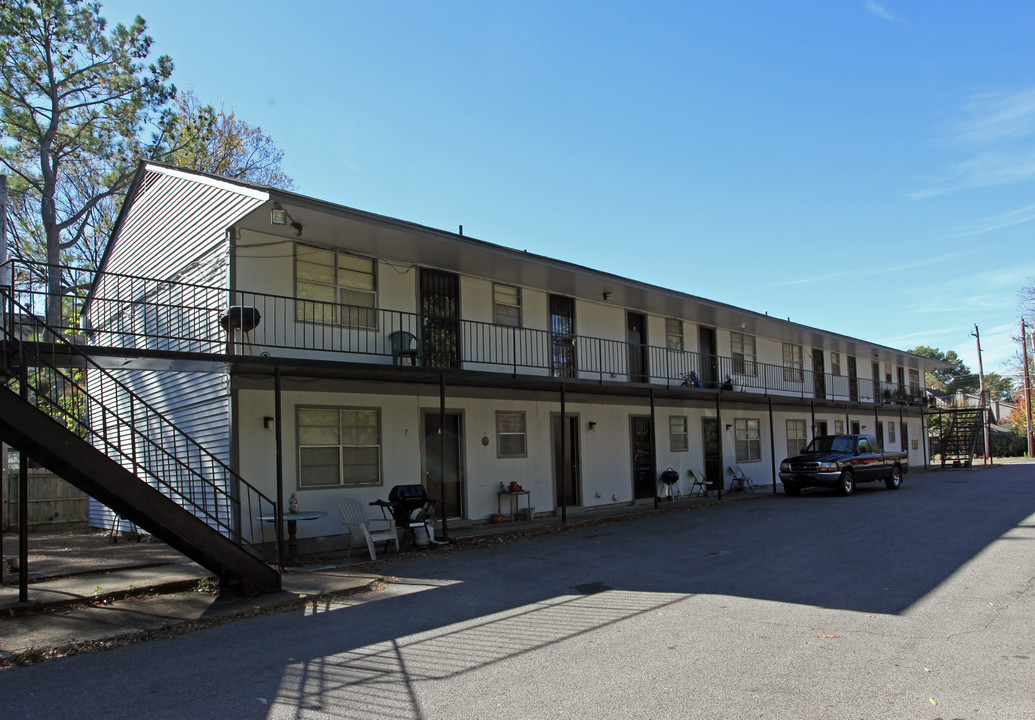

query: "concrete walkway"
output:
0 490 759 665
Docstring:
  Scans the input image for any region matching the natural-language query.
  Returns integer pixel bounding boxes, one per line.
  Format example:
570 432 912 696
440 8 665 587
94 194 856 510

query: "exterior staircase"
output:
0 292 280 593
936 408 985 468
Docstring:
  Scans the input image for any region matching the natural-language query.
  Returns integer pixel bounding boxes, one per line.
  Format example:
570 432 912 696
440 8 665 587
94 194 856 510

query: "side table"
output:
497 490 532 521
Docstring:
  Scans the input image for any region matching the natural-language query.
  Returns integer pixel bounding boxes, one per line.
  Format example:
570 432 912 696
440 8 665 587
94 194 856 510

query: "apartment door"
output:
812 348 826 399
702 417 721 491
627 312 648 382
630 416 654 499
420 269 460 369
847 356 859 402
423 411 463 518
872 361 882 401
901 422 909 453
698 326 718 388
549 294 576 378
552 414 581 506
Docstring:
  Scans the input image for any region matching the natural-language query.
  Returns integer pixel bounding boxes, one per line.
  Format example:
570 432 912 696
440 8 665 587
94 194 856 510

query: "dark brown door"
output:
872 361 882 401
423 412 463 518
627 312 648 383
813 348 826 399
702 417 721 490
848 356 859 402
631 416 654 499
549 295 576 378
901 422 909 453
553 414 580 506
420 269 460 369
698 326 717 388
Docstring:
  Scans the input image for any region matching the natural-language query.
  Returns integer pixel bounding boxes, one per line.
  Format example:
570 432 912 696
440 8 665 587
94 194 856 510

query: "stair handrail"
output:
0 286 279 558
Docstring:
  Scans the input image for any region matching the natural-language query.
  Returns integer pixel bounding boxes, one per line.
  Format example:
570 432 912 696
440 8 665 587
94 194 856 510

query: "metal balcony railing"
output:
6 260 925 406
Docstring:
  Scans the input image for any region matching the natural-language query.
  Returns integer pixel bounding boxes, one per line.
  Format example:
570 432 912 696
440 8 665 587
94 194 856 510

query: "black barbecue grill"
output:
371 484 442 546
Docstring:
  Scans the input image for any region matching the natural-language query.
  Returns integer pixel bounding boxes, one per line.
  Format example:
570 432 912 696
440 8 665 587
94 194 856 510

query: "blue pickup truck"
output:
778 434 908 497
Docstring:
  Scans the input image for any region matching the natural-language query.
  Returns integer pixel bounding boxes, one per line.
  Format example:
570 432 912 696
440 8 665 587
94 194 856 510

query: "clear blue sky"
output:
102 0 1035 378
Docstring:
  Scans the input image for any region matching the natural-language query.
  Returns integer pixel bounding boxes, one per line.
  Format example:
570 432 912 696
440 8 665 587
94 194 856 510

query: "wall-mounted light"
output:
588 421 597 431
725 424 732 431
602 291 612 301
271 203 303 236
263 416 275 429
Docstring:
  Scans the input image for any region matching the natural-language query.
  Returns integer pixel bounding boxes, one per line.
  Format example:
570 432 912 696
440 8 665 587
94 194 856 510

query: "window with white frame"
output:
666 318 684 351
669 416 688 451
786 419 808 456
496 410 527 458
295 244 377 328
783 343 804 382
731 332 757 376
888 421 896 444
884 362 893 383
297 407 381 488
909 368 920 396
493 284 521 327
830 352 841 376
835 419 844 434
735 418 761 463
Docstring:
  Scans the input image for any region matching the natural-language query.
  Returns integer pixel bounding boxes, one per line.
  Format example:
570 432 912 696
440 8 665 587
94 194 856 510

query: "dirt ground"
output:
0 530 190 584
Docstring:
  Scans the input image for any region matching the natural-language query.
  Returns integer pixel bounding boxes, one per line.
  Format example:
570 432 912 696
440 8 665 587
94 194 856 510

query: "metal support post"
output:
274 365 284 571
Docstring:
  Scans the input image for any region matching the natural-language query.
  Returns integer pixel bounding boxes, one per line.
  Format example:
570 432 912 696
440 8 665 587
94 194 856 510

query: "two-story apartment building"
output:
79 161 940 549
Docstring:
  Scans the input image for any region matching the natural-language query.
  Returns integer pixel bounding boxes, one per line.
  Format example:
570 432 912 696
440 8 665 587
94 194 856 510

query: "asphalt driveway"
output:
1 463 1032 719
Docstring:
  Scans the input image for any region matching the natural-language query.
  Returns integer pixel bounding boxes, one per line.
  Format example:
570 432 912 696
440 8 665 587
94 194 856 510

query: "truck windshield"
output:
804 436 856 454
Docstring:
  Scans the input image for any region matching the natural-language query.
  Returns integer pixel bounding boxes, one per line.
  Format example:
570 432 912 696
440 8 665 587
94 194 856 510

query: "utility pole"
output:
1023 318 1034 458
972 325 991 465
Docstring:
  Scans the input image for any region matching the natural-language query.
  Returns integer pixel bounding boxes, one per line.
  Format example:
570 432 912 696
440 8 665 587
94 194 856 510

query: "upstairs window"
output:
783 343 803 383
666 319 684 351
295 244 377 328
731 332 757 376
493 284 521 327
830 352 841 376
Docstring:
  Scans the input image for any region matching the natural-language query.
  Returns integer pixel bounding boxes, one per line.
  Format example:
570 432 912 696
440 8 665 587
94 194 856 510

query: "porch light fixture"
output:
602 291 612 301
725 424 732 431
271 203 304 236
588 421 597 431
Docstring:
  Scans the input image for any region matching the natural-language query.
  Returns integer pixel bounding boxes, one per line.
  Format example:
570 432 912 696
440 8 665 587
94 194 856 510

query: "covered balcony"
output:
11 261 925 406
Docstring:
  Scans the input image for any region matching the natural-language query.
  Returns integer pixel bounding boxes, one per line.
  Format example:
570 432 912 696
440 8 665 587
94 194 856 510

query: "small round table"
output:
259 511 327 566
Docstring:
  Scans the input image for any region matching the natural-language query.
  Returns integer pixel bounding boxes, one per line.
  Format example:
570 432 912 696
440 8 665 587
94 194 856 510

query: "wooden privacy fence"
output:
3 467 89 533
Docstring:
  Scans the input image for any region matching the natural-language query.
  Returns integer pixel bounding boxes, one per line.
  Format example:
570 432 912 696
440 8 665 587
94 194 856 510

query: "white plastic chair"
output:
728 465 756 493
338 498 399 560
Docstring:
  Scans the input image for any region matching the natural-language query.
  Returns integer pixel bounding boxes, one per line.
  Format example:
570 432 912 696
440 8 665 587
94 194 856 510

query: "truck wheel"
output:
837 470 855 497
783 483 801 497
885 465 902 490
